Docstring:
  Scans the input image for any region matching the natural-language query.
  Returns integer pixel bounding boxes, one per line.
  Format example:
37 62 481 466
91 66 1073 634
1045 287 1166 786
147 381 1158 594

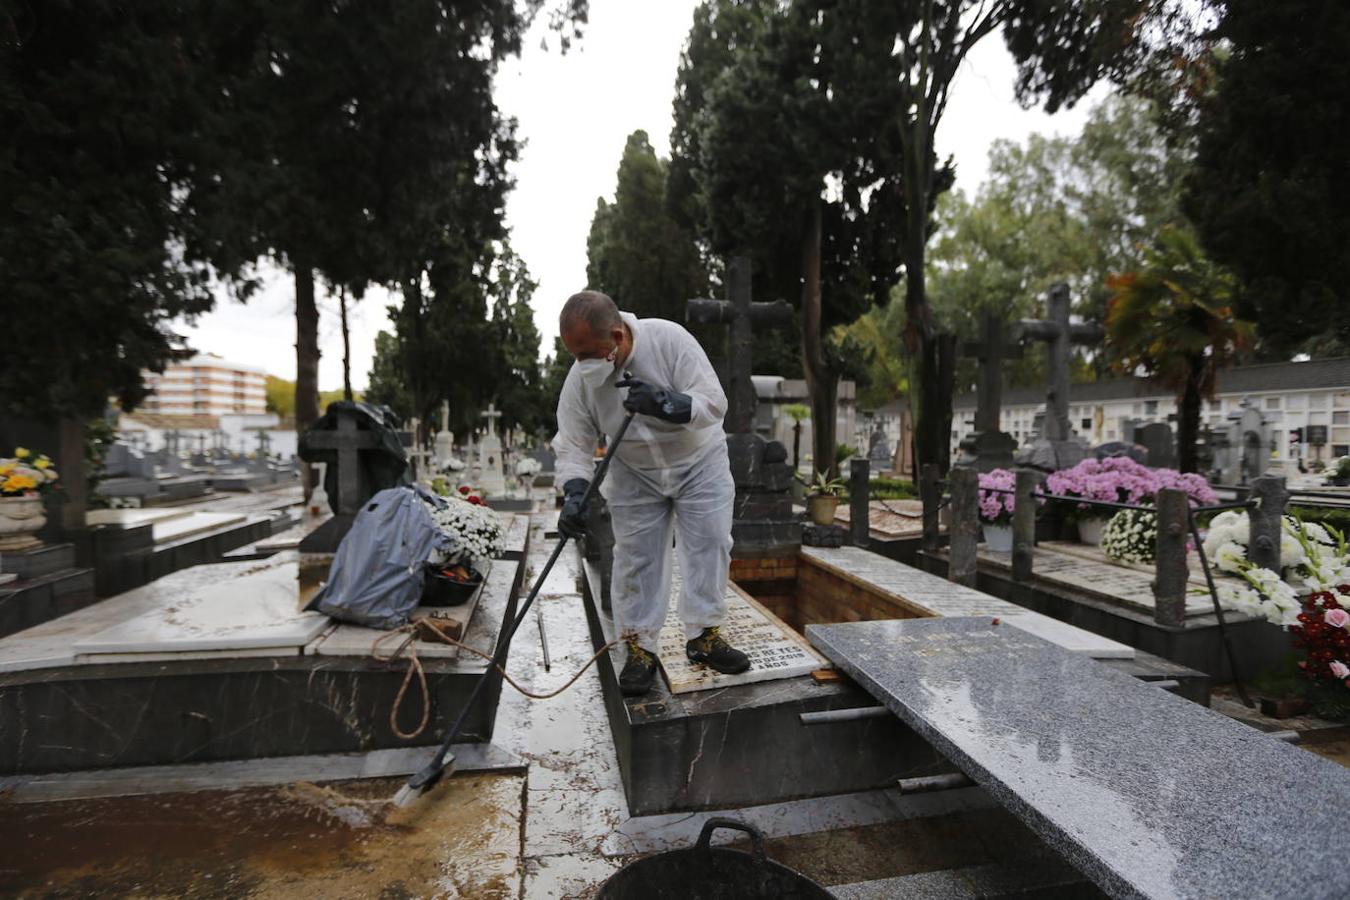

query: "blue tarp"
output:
307 484 459 630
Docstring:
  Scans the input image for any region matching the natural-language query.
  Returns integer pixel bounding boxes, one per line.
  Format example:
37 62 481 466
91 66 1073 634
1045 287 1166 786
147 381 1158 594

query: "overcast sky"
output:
179 0 1106 393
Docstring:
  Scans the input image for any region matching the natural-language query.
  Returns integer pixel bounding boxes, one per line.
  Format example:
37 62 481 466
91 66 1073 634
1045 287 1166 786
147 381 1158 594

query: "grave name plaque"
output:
807 617 1350 900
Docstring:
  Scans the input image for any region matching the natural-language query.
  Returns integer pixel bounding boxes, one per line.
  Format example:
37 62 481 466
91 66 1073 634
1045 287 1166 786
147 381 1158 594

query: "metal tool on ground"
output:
391 398 637 809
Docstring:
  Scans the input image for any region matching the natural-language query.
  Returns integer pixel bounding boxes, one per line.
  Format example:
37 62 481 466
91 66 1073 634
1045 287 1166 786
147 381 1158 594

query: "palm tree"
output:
1106 225 1253 473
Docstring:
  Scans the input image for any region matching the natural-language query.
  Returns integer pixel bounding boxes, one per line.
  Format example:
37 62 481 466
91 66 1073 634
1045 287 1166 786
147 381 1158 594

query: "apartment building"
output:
140 354 268 417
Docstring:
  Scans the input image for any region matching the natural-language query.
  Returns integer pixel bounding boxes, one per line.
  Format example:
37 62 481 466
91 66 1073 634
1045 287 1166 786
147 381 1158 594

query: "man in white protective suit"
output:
552 291 751 696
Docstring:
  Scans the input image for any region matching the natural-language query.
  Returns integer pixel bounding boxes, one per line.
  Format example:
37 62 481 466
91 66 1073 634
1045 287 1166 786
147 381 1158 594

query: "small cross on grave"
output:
957 311 1022 471
686 256 794 434
1013 283 1103 468
254 428 272 458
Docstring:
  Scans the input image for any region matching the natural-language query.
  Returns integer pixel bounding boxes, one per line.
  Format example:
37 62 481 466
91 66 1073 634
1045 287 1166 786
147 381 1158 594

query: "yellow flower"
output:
34 458 50 470
0 463 13 476
4 474 38 492
14 447 30 458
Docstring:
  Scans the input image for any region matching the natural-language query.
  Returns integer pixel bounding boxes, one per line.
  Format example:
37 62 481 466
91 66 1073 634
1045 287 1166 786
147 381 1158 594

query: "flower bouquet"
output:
426 496 503 571
1 448 60 550
1101 508 1158 565
1 448 60 497
977 468 1016 551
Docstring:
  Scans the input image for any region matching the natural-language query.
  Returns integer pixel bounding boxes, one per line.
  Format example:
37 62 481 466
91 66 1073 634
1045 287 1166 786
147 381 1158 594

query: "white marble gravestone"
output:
656 574 828 694
477 403 507 496
434 400 456 471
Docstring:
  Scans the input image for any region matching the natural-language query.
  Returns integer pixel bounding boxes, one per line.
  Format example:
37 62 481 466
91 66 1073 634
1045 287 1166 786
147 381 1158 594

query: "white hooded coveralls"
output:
553 312 733 652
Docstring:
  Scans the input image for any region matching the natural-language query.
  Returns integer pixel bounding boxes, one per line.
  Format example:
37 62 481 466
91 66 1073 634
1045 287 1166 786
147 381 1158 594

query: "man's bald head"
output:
559 291 632 366
559 291 621 339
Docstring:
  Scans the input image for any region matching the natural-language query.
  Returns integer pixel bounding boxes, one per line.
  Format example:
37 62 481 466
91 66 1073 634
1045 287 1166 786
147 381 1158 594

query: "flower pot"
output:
1077 517 1107 546
423 567 483 607
807 495 839 526
0 495 46 552
982 523 1013 553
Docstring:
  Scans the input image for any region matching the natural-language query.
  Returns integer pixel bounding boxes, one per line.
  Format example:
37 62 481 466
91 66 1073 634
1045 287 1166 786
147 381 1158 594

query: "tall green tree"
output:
365 331 413 421
1105 225 1252 473
0 1 222 421
585 130 707 322
487 245 547 437
1183 0 1350 357
675 1 907 475
674 0 1166 475
185 1 586 497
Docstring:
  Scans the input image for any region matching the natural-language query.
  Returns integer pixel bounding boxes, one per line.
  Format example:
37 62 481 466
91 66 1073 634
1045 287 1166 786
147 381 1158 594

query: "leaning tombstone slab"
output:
807 616 1350 900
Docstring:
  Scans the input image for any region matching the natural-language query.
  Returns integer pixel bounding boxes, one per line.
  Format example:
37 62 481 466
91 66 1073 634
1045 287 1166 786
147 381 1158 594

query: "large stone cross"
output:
1015 283 1102 442
962 311 1023 433
303 415 380 515
686 256 794 434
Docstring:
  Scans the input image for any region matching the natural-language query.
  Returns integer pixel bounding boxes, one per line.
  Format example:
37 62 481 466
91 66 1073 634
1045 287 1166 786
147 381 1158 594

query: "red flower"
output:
458 486 470 495
467 495 484 506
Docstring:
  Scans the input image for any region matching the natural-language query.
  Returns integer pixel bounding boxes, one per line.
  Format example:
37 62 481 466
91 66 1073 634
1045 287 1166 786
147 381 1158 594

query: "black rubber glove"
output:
558 478 591 539
616 376 692 424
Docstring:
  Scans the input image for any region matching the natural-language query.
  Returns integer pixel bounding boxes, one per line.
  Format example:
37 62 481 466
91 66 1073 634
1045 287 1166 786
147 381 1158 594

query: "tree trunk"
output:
295 264 320 503
339 287 353 402
799 200 838 476
1177 356 1205 474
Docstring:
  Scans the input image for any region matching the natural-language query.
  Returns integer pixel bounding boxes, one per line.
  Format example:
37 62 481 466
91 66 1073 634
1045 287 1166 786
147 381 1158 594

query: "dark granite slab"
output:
807 617 1350 900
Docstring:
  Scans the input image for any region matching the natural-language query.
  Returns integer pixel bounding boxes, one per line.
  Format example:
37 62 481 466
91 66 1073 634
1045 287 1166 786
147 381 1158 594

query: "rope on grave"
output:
371 619 627 740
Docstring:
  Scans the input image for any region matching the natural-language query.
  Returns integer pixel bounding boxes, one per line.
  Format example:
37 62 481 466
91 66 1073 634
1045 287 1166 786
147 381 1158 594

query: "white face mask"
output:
576 357 614 389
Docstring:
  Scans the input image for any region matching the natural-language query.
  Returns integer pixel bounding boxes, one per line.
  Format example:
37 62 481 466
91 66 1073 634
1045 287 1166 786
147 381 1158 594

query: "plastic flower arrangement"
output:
1101 508 1158 564
515 457 542 477
425 496 504 571
0 447 60 497
456 484 487 506
1043 456 1216 517
976 469 1016 525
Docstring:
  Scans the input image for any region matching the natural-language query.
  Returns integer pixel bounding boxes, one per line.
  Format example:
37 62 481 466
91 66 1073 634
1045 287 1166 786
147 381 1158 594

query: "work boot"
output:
619 642 659 697
685 627 751 675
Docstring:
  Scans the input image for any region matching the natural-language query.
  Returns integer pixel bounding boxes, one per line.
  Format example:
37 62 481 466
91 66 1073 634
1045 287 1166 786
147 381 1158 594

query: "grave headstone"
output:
686 256 800 557
434 400 456 472
866 426 891 466
476 403 507 496
1133 422 1177 469
1014 283 1102 471
956 311 1021 471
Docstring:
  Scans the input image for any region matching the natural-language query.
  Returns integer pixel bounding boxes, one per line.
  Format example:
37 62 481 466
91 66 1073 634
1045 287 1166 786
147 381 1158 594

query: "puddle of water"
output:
0 774 525 898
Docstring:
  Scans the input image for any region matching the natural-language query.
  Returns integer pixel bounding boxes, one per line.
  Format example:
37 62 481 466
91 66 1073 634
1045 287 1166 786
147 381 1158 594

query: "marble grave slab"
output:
655 574 828 694
977 546 1213 617
74 565 328 655
807 617 1350 900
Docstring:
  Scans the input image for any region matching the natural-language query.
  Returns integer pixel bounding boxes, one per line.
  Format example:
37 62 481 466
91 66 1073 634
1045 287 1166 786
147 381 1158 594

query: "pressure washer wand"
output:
392 402 636 809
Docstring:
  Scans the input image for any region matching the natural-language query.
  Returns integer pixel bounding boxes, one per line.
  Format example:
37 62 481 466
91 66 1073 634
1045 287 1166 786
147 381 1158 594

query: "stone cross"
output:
302 415 380 515
163 429 182 457
686 256 794 434
254 429 272 456
1015 284 1102 442
481 402 503 438
962 312 1023 433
